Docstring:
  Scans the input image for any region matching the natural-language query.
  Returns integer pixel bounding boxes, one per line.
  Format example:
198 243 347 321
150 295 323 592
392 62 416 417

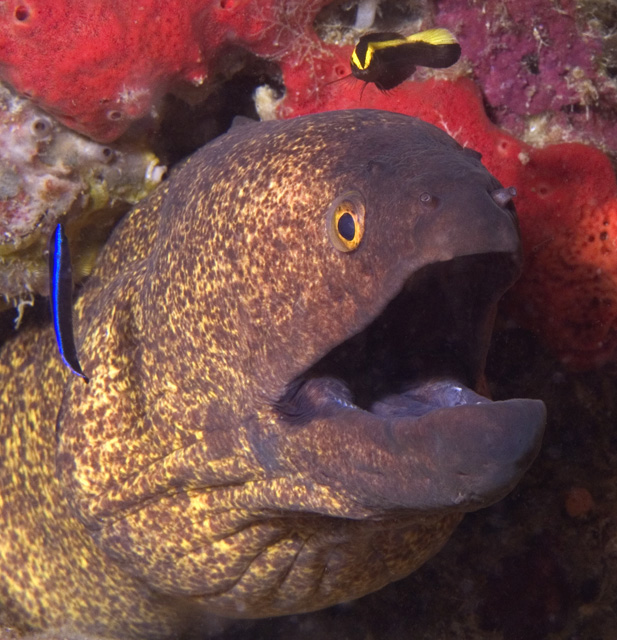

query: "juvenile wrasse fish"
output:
350 27 461 90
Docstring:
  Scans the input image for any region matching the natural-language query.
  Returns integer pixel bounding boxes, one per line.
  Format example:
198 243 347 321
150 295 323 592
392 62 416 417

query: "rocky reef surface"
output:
0 82 165 313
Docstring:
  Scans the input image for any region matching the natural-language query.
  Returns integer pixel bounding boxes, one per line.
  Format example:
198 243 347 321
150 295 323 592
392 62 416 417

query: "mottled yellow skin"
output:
0 111 544 638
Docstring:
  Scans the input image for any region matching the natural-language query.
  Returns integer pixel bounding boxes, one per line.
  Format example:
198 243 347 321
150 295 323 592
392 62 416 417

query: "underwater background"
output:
1 1 617 639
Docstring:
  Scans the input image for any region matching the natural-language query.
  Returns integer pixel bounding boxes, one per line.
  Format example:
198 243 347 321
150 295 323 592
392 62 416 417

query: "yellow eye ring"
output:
326 192 365 252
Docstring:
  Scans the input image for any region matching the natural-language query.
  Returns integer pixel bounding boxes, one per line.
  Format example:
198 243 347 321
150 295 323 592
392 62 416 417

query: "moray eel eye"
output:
327 192 365 252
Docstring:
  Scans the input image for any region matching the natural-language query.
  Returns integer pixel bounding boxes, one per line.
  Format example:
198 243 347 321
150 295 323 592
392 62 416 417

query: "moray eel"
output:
0 110 546 639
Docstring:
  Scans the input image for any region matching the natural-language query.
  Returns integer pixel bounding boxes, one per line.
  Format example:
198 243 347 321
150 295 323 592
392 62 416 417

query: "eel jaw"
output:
271 252 546 515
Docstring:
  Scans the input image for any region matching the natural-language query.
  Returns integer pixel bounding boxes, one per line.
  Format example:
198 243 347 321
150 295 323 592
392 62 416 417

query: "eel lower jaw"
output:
270 374 545 515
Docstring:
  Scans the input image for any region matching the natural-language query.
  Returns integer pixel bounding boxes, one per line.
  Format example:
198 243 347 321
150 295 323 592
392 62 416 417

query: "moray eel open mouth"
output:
277 252 510 419
273 251 544 513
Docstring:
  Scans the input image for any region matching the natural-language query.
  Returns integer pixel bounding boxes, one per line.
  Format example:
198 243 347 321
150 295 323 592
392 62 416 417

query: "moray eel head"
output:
56 110 545 623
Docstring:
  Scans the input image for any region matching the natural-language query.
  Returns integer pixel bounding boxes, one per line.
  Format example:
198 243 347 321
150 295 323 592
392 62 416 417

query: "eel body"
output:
0 110 546 638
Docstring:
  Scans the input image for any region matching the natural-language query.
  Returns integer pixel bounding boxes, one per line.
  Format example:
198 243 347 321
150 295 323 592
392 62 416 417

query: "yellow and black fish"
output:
350 28 461 91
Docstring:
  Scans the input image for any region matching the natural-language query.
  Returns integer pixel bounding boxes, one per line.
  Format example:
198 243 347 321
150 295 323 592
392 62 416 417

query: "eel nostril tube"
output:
491 186 517 207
